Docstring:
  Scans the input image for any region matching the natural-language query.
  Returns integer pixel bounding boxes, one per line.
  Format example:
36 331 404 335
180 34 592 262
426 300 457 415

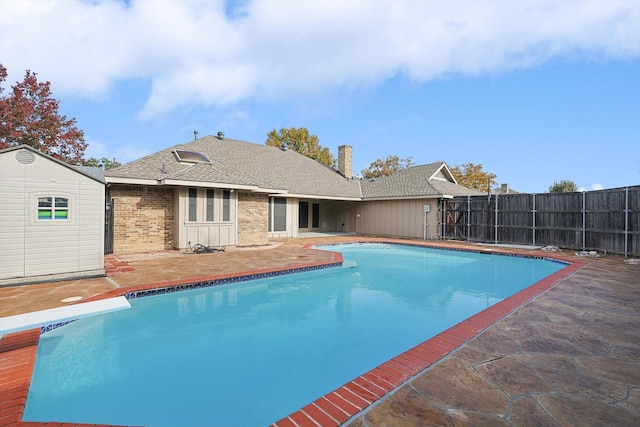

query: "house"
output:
493 183 520 194
103 134 483 253
0 145 106 285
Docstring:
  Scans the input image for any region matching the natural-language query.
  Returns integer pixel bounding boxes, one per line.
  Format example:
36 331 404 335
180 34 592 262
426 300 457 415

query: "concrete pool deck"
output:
0 236 639 426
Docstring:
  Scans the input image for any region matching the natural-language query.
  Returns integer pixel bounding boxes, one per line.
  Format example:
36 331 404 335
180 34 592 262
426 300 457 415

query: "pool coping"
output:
0 241 586 427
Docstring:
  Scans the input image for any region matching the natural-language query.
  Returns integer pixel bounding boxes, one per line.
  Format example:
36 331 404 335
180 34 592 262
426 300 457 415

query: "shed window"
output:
38 197 69 220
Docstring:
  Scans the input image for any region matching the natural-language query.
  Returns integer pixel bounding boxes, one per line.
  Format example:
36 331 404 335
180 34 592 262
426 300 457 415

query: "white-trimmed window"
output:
187 188 224 222
188 188 198 221
38 196 69 220
206 189 215 221
222 190 231 221
268 197 287 232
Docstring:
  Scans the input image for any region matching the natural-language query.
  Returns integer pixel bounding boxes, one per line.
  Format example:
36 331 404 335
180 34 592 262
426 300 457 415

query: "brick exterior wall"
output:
110 185 175 253
237 192 268 246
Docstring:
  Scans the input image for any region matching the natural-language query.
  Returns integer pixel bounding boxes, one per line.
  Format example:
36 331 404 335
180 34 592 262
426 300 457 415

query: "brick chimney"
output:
338 145 352 179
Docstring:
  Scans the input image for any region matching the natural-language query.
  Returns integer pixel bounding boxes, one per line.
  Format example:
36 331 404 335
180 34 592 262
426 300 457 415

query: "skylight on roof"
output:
174 150 211 164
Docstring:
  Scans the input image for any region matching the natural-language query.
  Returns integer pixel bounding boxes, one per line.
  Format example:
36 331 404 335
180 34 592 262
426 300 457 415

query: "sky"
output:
1 0 639 194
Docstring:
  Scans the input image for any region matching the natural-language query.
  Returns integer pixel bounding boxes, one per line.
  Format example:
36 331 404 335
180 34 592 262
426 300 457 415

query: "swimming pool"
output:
23 243 565 426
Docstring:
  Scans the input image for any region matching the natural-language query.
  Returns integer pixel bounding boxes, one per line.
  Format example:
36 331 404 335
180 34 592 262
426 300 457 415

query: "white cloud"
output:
1 0 639 117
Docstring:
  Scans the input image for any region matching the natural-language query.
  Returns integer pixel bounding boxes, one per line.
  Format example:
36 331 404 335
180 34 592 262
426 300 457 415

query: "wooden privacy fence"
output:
440 186 640 257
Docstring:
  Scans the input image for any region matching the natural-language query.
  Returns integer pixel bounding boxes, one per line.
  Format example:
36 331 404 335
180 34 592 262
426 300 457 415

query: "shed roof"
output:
0 145 105 184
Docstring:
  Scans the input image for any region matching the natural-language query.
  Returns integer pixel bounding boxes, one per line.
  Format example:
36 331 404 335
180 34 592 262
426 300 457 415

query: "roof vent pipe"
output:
281 142 287 151
194 131 198 140
217 132 225 140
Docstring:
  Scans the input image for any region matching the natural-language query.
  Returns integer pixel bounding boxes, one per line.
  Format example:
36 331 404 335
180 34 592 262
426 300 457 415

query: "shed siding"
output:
0 176 27 279
0 148 105 283
24 178 80 276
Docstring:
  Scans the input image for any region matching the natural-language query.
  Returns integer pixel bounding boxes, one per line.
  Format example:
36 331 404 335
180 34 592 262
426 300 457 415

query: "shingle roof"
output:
493 183 521 194
105 137 483 200
360 162 485 199
105 136 362 199
73 165 106 184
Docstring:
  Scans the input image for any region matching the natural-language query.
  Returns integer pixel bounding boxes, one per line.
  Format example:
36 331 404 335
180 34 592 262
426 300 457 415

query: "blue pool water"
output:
24 243 564 426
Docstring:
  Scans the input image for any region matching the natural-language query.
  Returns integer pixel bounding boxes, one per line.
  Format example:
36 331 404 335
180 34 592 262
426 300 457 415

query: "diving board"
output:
0 296 130 336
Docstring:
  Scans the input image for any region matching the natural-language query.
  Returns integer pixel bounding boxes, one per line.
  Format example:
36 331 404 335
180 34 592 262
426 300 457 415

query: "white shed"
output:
0 145 106 285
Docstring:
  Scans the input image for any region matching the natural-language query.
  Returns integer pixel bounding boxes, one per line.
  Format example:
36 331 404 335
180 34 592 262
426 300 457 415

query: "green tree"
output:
0 64 87 164
85 157 121 170
361 155 415 178
450 162 497 191
548 180 578 193
265 127 335 167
